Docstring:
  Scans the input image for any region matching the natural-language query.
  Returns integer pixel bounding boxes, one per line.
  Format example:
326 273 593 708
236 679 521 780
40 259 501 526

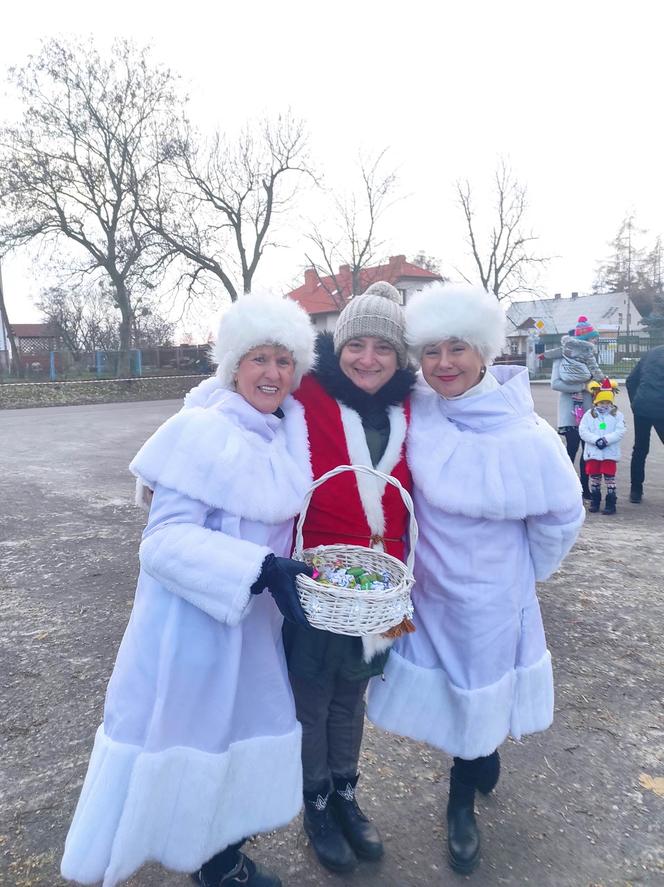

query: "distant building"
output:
505 291 644 356
10 323 63 374
287 255 443 330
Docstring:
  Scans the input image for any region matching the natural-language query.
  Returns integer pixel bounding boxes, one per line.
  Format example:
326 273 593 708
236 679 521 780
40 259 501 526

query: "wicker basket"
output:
294 464 418 636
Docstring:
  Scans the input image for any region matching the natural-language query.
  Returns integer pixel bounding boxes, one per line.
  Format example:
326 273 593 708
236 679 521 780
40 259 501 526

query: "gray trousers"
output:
289 671 369 793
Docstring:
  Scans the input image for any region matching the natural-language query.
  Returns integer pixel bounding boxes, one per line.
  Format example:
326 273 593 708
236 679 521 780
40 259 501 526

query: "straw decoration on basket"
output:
294 464 418 636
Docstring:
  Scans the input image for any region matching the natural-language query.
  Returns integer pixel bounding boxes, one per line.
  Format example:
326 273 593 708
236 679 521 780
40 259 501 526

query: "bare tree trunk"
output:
114 279 132 377
0 260 22 376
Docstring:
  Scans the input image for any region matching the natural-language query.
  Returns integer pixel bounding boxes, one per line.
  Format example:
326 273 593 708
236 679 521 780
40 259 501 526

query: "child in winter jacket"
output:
579 379 626 514
543 316 606 390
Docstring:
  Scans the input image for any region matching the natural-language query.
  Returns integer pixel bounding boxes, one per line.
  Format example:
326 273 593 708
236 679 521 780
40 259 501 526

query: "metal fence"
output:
531 332 664 378
0 344 213 382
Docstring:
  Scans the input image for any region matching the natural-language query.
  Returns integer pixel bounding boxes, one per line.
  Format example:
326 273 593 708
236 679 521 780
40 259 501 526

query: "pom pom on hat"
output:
333 280 408 368
575 315 598 340
363 281 401 302
405 283 506 364
212 290 316 390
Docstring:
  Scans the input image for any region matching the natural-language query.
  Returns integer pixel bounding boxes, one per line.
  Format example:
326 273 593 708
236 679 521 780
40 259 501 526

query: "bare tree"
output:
143 112 313 303
411 251 444 276
456 160 548 300
305 150 399 308
0 38 180 374
37 280 175 356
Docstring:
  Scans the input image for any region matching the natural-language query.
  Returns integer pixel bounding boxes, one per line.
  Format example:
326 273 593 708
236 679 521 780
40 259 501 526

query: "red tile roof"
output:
11 323 59 338
288 255 442 315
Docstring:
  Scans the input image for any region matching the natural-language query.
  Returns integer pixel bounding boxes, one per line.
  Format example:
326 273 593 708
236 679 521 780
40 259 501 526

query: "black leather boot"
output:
303 783 357 873
630 486 642 503
447 763 480 875
588 490 601 513
474 750 501 795
330 773 384 861
191 851 282 886
602 491 617 515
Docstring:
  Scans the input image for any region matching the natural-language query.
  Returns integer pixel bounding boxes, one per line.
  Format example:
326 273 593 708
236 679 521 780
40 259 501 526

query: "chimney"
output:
339 264 350 274
304 268 318 288
571 291 579 299
389 255 406 266
554 293 561 300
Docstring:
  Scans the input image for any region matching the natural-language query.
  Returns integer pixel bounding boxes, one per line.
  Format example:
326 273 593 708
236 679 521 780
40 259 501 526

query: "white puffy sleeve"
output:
604 412 626 445
525 500 585 581
138 483 271 626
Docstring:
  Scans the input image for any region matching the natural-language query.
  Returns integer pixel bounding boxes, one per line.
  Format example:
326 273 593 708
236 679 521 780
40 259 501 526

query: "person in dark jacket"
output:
286 281 416 875
626 344 664 502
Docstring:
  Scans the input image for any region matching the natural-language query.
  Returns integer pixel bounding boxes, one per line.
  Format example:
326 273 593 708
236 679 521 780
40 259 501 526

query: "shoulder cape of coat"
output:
130 389 312 522
408 365 582 521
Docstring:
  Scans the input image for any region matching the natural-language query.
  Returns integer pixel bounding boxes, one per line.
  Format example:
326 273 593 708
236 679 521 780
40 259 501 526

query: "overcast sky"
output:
2 0 662 330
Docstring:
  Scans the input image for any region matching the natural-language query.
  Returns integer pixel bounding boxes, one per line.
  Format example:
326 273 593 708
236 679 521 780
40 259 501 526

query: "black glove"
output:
251 554 313 626
595 437 608 449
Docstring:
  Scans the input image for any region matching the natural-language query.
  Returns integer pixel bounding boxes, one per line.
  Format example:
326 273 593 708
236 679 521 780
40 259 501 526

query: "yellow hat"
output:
594 389 615 404
593 378 615 404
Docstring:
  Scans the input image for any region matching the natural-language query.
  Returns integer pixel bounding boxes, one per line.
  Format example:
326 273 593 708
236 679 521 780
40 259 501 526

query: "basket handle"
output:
294 464 418 573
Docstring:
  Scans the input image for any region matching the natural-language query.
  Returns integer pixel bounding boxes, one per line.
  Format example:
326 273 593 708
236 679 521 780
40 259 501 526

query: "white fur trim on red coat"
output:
337 402 408 662
337 404 407 547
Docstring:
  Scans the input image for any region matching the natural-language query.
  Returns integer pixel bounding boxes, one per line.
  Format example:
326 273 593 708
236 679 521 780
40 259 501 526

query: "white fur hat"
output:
405 283 506 363
212 292 316 389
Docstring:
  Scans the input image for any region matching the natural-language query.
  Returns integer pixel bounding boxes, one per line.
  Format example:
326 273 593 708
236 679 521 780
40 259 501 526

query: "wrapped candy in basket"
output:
294 465 418 636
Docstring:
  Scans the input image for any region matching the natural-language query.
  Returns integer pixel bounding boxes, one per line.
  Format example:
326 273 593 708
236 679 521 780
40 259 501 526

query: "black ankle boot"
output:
589 490 601 513
474 751 500 795
303 784 356 873
447 764 480 875
330 773 384 861
602 491 617 515
191 852 282 886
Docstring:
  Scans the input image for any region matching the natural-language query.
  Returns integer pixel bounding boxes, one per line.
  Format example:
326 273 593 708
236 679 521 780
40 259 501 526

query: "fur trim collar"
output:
408 369 581 519
338 403 408 543
313 332 416 418
130 392 312 523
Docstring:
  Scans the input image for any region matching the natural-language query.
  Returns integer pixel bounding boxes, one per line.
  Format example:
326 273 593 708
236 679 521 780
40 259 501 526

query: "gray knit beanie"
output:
333 281 408 368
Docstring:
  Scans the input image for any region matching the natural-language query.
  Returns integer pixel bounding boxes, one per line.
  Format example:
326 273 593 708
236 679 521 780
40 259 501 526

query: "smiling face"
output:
420 338 485 397
234 344 295 413
339 336 399 394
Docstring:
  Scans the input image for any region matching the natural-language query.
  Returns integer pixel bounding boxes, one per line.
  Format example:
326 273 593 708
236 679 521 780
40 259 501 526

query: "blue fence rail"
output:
1 344 213 382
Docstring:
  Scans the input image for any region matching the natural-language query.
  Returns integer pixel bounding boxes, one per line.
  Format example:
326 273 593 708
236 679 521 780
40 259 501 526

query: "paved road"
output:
1 388 663 887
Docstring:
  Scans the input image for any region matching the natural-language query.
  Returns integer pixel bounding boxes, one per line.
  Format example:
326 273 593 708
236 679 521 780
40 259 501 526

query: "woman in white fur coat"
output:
60 294 316 887
367 284 585 876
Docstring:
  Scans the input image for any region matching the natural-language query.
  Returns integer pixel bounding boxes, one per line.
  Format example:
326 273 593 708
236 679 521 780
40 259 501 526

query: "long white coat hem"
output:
367 649 553 759
61 724 303 887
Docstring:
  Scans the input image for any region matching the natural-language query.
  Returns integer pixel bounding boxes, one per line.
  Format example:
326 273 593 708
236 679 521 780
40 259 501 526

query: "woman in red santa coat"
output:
284 281 416 874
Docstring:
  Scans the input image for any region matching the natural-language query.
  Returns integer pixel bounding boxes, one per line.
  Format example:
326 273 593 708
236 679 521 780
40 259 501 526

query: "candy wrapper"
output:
307 556 392 592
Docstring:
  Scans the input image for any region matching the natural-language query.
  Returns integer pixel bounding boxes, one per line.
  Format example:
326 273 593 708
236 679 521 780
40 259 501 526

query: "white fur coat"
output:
368 366 585 758
61 392 312 887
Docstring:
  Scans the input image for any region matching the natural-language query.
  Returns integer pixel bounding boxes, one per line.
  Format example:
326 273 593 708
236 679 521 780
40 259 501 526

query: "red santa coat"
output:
294 374 412 561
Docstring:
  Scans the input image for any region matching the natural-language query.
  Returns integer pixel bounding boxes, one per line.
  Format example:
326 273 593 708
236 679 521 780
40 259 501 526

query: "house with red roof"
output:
287 255 443 330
